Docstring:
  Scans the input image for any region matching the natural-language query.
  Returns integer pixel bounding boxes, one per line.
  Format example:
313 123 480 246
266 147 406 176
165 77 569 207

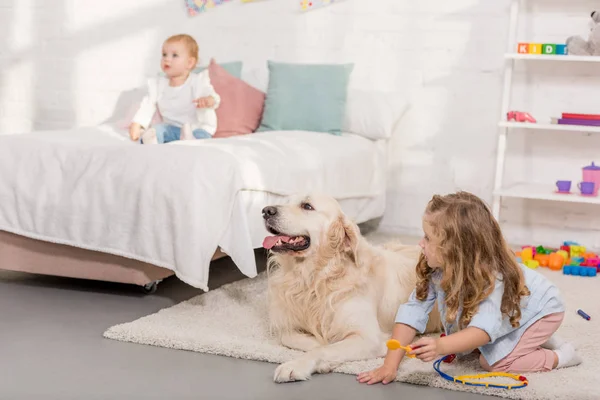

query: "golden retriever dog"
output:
261 193 441 383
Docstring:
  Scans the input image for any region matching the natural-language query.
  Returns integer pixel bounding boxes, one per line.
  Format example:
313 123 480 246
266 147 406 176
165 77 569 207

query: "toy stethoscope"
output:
386 339 529 390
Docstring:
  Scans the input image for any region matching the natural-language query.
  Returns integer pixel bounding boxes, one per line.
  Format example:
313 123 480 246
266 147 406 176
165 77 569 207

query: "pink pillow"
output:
208 59 265 138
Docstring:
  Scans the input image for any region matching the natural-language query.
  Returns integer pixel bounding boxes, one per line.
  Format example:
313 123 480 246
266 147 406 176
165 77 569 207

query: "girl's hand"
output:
356 364 398 385
194 96 215 108
409 336 444 362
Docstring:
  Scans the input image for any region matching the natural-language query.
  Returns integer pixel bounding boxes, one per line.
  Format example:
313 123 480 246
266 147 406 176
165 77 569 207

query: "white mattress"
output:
0 125 386 289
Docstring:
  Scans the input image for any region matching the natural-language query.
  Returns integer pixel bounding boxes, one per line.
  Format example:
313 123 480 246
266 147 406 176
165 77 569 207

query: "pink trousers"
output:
479 312 564 373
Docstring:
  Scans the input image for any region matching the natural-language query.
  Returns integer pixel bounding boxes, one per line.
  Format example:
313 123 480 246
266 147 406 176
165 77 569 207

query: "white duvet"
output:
0 125 383 290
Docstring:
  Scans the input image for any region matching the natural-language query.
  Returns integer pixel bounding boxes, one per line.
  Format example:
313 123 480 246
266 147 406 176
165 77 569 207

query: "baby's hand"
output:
194 96 215 109
129 123 141 141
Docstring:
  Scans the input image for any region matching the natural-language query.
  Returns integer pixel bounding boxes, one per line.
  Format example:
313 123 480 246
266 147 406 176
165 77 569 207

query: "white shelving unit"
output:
504 53 600 63
491 0 600 219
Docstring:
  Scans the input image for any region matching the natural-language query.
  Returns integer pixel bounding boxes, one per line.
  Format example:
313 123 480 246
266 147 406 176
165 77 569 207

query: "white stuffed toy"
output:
566 11 600 56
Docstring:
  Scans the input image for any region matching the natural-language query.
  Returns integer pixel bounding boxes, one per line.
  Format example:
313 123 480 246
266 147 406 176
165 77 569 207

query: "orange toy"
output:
386 339 416 358
548 253 565 270
534 254 550 267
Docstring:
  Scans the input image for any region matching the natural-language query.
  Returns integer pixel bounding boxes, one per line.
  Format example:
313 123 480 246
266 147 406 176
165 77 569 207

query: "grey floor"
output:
0 246 494 400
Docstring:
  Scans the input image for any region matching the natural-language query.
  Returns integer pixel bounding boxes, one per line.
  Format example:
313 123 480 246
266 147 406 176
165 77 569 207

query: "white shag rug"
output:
104 265 598 400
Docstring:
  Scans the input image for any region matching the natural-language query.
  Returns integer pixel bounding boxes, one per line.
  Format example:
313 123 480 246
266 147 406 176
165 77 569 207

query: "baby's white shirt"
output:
158 75 197 128
132 70 221 135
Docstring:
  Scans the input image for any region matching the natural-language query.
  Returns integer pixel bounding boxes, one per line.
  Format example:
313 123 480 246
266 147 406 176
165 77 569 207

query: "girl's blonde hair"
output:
165 34 199 63
416 191 530 329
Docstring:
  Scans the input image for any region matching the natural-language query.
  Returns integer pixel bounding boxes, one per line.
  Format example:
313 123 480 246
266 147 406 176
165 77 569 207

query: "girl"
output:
357 191 581 385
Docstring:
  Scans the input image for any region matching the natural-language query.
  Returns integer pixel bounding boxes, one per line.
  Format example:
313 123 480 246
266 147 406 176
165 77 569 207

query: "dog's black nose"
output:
262 206 278 219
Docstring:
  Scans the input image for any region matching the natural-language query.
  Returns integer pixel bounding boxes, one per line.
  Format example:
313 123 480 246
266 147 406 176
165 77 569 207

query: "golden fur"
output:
263 194 441 382
416 191 529 329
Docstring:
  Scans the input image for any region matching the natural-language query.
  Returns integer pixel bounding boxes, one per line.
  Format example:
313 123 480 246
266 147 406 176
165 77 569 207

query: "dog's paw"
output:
273 358 315 383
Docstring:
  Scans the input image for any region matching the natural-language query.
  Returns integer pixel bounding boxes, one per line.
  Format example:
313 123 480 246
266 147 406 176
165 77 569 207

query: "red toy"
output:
507 111 537 123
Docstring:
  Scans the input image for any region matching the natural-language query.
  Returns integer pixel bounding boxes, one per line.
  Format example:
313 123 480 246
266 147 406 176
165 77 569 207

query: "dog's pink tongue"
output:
263 236 290 249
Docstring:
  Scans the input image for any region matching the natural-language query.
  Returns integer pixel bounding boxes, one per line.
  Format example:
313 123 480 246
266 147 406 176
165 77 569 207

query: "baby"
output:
129 34 220 144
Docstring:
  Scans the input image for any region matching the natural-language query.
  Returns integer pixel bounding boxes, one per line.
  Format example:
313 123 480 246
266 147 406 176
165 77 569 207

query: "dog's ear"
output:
326 215 359 261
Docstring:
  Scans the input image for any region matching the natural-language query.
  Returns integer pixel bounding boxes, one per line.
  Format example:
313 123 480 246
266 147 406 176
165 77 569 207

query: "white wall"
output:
1 0 599 249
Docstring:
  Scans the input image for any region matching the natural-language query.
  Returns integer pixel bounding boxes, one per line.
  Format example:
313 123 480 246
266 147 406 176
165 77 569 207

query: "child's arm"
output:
357 283 438 385
357 323 417 384
194 71 221 110
130 78 159 140
411 277 505 362
410 327 490 362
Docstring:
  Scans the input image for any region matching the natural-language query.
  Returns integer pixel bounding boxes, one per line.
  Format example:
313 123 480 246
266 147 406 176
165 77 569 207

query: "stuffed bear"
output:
566 11 600 56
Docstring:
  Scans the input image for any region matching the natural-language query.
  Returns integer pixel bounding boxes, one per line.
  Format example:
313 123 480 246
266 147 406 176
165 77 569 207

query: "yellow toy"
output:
386 339 416 358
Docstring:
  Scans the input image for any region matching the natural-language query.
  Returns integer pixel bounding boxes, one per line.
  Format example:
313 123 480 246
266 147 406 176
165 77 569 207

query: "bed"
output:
0 122 390 293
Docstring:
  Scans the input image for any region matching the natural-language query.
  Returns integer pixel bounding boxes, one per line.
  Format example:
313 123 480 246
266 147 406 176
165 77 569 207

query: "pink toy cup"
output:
583 162 600 196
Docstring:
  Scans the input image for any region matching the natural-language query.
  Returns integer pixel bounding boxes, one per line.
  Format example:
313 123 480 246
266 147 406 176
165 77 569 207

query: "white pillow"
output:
343 89 409 140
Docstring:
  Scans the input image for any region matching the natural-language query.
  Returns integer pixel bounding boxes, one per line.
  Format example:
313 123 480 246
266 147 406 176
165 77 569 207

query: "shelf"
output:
505 53 600 62
499 121 600 133
495 183 600 205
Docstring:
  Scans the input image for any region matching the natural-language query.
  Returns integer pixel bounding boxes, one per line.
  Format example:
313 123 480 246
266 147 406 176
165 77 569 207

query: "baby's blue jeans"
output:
148 123 212 144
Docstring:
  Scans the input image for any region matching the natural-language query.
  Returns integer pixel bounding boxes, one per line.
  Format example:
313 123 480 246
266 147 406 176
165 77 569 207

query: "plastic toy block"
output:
526 260 539 269
536 246 548 255
563 265 597 277
521 247 533 262
572 256 585 264
534 254 550 267
542 44 556 54
557 250 569 260
517 43 529 54
586 257 600 267
555 44 567 55
549 253 565 270
563 241 579 246
529 43 543 54
571 246 586 257
560 245 570 253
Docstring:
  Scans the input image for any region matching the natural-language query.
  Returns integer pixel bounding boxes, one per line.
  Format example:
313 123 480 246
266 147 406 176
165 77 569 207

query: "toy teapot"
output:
582 162 600 196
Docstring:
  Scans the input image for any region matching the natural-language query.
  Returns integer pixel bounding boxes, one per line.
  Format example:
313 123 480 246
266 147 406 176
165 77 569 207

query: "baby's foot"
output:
142 128 158 144
554 342 582 369
181 123 194 140
542 334 565 350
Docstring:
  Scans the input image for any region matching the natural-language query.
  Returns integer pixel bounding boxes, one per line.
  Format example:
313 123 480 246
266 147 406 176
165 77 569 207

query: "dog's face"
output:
262 194 357 258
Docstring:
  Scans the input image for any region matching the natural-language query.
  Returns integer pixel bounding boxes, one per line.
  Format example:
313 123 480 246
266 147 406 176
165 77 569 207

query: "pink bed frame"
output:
0 230 225 293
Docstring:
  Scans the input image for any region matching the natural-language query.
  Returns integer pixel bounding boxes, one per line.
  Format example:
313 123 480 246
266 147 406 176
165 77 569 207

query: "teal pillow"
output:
194 61 242 78
258 61 354 135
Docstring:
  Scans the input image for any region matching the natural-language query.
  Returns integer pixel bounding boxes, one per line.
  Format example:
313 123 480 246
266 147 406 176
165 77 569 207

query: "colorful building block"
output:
556 44 568 55
529 43 543 54
521 247 533 262
526 260 540 269
563 265 597 277
542 44 556 54
571 246 586 258
549 253 565 270
534 253 550 267
517 43 529 54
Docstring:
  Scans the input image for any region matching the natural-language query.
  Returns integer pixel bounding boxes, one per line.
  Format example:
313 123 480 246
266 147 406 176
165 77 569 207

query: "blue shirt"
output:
395 264 565 365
